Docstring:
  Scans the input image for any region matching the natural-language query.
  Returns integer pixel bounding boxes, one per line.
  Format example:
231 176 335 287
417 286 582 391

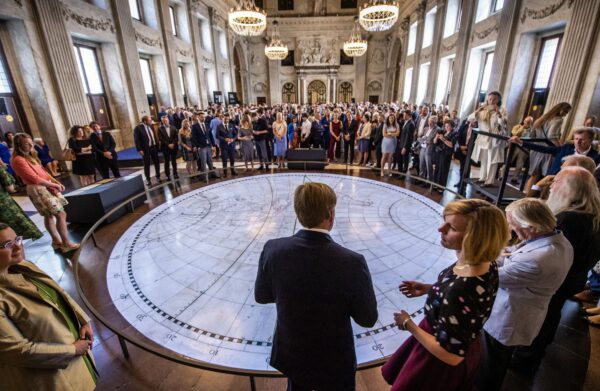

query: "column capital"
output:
416 0 428 19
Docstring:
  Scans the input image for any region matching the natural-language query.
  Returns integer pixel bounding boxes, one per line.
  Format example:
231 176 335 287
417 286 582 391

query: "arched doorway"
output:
337 82 353 103
282 82 296 103
233 45 245 103
307 80 326 104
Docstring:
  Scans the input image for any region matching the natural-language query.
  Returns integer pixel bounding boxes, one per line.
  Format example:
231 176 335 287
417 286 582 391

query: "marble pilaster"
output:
425 0 446 104
546 0 600 130
447 0 477 111
488 0 522 95
410 1 427 103
156 1 182 107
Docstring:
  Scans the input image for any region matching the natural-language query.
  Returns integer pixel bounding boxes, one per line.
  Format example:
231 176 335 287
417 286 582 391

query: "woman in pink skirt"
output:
382 199 509 391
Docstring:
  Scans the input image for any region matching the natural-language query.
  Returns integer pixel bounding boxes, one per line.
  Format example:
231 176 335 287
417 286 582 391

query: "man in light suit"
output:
157 115 179 180
134 115 161 186
477 198 573 391
255 182 378 391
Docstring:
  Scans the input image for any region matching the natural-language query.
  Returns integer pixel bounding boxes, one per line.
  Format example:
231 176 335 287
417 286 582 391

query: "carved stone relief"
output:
135 31 163 48
471 24 498 41
367 80 383 93
61 3 115 33
297 38 338 65
254 82 268 93
520 0 574 24
177 48 193 58
370 48 385 65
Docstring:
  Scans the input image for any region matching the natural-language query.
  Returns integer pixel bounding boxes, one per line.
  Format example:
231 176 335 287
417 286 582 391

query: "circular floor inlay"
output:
106 173 455 372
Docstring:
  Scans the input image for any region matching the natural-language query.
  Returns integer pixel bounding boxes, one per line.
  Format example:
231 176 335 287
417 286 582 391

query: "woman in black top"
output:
512 166 600 373
382 199 509 391
67 126 96 186
432 120 456 189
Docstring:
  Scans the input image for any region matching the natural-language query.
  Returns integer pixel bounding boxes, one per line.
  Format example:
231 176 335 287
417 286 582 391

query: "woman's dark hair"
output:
0 222 9 231
488 91 502 106
69 125 82 139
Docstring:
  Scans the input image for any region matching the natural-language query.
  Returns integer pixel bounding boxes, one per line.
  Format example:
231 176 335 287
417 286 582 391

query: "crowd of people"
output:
0 93 599 390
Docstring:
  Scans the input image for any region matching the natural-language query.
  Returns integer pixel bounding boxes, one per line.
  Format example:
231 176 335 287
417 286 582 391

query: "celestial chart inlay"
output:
106 173 455 372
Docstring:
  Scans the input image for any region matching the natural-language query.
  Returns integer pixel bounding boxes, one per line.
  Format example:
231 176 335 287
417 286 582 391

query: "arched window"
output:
337 82 353 103
307 80 326 104
282 82 296 103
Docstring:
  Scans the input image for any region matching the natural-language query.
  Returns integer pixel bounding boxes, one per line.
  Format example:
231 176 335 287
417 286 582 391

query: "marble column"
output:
447 0 477 112
208 7 221 92
156 0 181 106
410 0 427 103
188 4 208 107
488 0 521 94
31 0 91 126
332 76 337 103
109 0 150 125
546 0 600 130
425 0 446 104
397 17 410 102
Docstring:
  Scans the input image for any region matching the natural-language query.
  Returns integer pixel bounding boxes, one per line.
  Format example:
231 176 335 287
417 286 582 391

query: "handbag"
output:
61 140 76 161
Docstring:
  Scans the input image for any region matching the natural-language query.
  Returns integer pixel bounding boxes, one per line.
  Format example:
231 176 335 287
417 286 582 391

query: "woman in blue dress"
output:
273 112 287 169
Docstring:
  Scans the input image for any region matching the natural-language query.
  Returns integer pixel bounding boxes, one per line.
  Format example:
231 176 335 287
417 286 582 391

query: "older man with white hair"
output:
478 198 573 390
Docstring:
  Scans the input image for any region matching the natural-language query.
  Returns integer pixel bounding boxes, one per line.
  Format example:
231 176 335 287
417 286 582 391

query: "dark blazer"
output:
373 122 384 145
343 118 358 142
191 121 214 148
254 116 269 141
133 123 158 152
89 131 117 158
520 141 600 175
158 124 179 148
217 122 238 144
255 230 378 389
399 119 416 150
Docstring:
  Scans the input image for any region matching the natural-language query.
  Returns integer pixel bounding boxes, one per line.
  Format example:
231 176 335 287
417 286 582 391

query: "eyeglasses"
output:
2 236 23 250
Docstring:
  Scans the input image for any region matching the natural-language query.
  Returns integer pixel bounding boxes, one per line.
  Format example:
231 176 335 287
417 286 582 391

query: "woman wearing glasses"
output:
11 133 79 253
0 222 98 389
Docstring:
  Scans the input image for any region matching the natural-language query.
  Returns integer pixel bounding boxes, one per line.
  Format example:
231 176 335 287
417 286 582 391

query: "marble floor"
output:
13 162 600 390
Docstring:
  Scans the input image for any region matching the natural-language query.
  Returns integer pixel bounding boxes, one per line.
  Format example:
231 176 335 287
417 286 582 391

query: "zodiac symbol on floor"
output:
209 349 219 356
372 343 384 352
166 334 177 341
119 293 129 300
136 314 147 321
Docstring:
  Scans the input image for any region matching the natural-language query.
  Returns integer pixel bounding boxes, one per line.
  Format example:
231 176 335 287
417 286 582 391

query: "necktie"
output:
146 125 155 146
97 131 102 142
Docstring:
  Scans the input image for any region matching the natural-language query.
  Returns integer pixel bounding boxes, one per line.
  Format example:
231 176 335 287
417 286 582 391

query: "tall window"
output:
169 6 178 36
278 0 294 11
526 35 562 119
422 7 437 48
218 30 228 59
222 72 232 94
403 67 413 102
443 0 459 38
0 43 28 134
475 0 503 22
407 22 417 55
199 18 212 52
129 0 142 21
478 51 494 103
74 43 112 129
178 65 187 106
139 57 158 119
416 62 430 104
435 55 455 105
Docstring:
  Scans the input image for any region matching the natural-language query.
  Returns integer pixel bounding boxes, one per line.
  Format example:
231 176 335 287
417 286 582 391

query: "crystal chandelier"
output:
264 21 289 60
228 0 267 36
359 0 400 32
343 17 368 57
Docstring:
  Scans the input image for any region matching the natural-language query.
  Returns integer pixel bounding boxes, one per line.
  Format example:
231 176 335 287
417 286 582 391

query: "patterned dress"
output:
382 262 499 391
0 166 42 240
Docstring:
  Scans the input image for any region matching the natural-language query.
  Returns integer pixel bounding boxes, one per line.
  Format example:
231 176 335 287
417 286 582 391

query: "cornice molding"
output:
176 47 193 58
135 31 163 48
61 3 115 33
520 0 574 24
471 24 498 41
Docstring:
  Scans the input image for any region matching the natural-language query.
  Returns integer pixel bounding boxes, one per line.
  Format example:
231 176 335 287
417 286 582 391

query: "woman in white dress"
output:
468 91 508 186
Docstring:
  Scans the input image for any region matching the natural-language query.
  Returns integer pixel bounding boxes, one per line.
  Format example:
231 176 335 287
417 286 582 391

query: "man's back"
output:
255 229 377 389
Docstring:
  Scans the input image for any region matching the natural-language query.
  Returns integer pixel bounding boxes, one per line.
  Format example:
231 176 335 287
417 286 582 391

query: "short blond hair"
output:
561 154 597 174
294 182 337 228
443 199 509 265
506 198 557 233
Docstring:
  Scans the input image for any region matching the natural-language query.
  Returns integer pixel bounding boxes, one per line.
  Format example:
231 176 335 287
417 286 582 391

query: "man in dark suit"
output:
510 127 600 175
191 112 218 178
217 113 238 176
255 182 378 390
372 113 384 168
343 110 357 164
158 115 179 181
398 110 415 173
254 108 270 170
89 121 120 179
134 115 161 186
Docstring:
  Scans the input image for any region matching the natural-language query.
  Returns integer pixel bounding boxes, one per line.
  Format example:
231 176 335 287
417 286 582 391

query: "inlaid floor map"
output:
106 173 455 372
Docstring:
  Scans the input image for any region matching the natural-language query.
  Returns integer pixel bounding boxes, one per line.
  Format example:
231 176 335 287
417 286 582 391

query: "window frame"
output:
476 50 495 105
129 0 143 22
422 7 437 49
0 41 30 134
73 42 113 129
169 5 178 37
492 0 504 14
403 67 413 102
178 64 188 106
277 0 294 11
407 22 417 56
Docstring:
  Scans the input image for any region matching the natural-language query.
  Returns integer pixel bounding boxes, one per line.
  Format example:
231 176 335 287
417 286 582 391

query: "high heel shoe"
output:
51 242 63 250
60 243 80 253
